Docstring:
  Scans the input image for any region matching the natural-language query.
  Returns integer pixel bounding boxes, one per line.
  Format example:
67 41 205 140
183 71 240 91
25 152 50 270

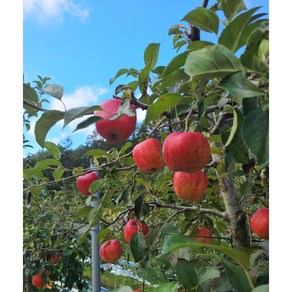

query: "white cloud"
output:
26 85 108 144
50 85 108 111
23 0 89 24
136 108 146 124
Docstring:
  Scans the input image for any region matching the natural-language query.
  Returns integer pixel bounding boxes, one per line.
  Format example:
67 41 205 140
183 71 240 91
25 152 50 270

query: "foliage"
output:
23 0 269 291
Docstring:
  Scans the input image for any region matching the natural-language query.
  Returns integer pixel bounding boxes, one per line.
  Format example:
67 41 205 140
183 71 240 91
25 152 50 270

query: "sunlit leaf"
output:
34 110 64 147
38 84 64 99
182 7 219 34
63 105 102 128
242 108 269 166
185 45 243 81
219 72 265 98
144 43 160 69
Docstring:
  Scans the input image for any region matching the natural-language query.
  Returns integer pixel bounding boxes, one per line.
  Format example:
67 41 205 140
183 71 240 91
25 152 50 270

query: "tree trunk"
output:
220 176 250 249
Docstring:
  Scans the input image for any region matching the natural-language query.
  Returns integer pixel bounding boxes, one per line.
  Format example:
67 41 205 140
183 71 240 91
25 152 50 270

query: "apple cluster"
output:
99 219 149 263
75 98 215 262
132 131 211 203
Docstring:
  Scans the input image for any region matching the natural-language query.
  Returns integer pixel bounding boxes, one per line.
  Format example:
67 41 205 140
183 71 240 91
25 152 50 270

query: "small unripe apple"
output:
193 227 212 244
31 270 49 288
76 172 99 195
173 171 208 202
162 132 210 172
94 99 137 144
250 208 269 240
124 219 149 244
133 138 165 173
99 240 122 263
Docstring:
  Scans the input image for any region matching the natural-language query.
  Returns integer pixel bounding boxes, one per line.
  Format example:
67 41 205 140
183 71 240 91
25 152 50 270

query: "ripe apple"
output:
162 132 210 172
133 290 142 292
250 208 269 240
193 227 212 244
173 171 208 202
99 240 122 263
76 172 99 195
48 254 60 264
94 98 137 144
31 270 49 288
133 138 165 173
124 219 149 244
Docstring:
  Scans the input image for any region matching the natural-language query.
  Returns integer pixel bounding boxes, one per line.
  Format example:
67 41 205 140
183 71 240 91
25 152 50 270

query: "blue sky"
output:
23 0 269 157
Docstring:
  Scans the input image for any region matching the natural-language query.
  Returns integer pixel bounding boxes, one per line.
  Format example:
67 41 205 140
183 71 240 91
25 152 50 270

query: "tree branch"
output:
147 201 227 220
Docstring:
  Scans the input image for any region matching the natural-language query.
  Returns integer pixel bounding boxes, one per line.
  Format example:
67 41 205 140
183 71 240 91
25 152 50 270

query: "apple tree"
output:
23 0 269 291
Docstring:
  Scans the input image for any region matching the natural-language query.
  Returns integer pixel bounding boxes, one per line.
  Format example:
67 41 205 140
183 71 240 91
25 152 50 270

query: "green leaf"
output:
162 51 189 77
154 283 179 292
182 7 219 34
63 105 102 128
134 195 144 219
159 233 254 271
242 108 269 166
187 41 214 51
34 158 62 169
240 22 269 73
145 93 189 124
144 43 160 69
176 259 198 290
23 83 38 104
76 206 93 218
184 44 243 81
130 232 148 262
136 268 168 284
38 84 64 99
219 72 265 98
224 107 238 147
52 169 65 180
109 68 130 85
196 268 220 287
219 7 262 53
82 149 111 159
73 116 103 132
253 284 269 292
88 205 102 226
34 110 64 147
222 108 250 164
153 69 189 91
138 63 151 95
44 141 61 159
221 0 247 21
89 178 108 194
23 168 44 179
221 257 253 292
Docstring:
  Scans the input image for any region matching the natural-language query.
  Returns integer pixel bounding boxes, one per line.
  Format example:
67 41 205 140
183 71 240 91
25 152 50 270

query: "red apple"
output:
173 171 208 202
133 138 165 173
124 219 149 244
48 254 60 264
193 227 212 244
31 270 49 288
162 132 210 172
99 240 122 263
94 98 137 144
76 172 99 195
250 208 269 240
133 290 142 292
